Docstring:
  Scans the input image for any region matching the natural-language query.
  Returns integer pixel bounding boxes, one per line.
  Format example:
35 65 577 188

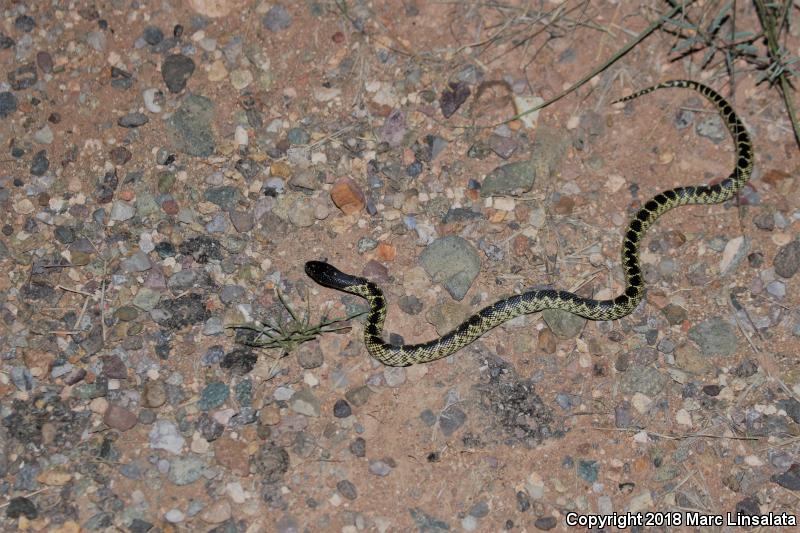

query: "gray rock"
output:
480 159 537 197
345 385 371 407
297 343 323 369
688 317 738 356
262 5 293 31
162 54 196 93
419 236 480 300
168 455 206 485
368 459 392 476
439 405 466 437
695 114 727 143
619 364 666 396
542 308 585 339
118 112 149 128
290 388 321 417
774 240 800 278
0 91 17 118
197 381 229 411
336 479 357 500
766 280 786 299
167 94 215 157
122 251 152 273
149 420 185 454
110 200 135 221
383 366 406 387
30 150 49 176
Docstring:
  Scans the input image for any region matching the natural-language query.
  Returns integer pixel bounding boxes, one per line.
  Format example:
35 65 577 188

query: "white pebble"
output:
234 125 249 146
165 509 185 523
142 88 162 113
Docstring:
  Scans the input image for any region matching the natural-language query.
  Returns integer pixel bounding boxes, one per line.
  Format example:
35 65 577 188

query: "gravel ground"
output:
1 1 799 532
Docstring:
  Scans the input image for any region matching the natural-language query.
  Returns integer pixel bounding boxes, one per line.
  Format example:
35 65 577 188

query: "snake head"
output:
305 261 366 291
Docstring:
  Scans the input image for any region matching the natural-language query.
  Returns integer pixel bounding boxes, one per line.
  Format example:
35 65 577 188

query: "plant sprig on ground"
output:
228 287 365 355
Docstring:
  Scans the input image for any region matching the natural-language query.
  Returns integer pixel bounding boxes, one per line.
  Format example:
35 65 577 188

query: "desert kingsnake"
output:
306 80 753 366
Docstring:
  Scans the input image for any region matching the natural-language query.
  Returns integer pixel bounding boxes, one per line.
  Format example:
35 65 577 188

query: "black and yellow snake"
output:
306 80 753 366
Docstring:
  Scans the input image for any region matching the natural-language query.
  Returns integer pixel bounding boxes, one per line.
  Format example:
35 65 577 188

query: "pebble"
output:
345 385 372 407
0 91 17 118
103 404 138 431
350 437 366 457
290 388 321 417
534 516 557 530
148 420 185 454
198 381 229 411
439 405 466 437
30 150 49 176
687 317 738 356
33 125 53 144
199 500 231 524
419 236 480 300
772 463 800 490
619 364 666 396
369 459 393 476
162 54 196 93
331 177 366 215
118 112 149 128
143 88 164 113
333 399 352 418
383 366 406 387
542 309 585 339
5 497 37 519
167 94 216 156
336 479 358 500
110 200 135 221
719 235 749 275
288 198 316 227
263 5 293 31
164 509 185 523
481 159 538 197
774 240 800 278
695 114 727 143
766 280 786 299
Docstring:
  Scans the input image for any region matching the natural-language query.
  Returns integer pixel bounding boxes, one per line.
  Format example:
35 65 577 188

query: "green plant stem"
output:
753 0 800 149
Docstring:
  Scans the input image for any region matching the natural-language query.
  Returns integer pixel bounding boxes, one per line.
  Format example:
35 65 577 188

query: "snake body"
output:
306 80 753 366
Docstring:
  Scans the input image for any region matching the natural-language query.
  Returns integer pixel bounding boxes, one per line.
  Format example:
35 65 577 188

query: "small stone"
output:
538 328 557 353
772 463 800 490
30 150 49 176
534 516 557 530
543 309 585 339
660 303 687 325
688 317 738 356
5 497 37 519
118 112 149 128
349 437 366 457
369 459 392 476
774 240 800 278
0 91 17 118
162 54 196 93
333 399 352 418
383 366 406 387
104 404 138 431
290 388 321 417
345 385 371 407
149 420 185 454
468 500 489 518
297 343 324 369
110 200 135 221
143 381 167 408
263 4 293 31
481 159 538 197
331 177 366 215
336 479 358 500
419 236 480 301
439 405 466 437
143 25 164 45
198 381 229 411
165 509 185 523
199 500 231 524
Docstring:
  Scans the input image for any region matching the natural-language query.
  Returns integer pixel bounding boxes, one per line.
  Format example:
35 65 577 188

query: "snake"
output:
306 80 754 367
